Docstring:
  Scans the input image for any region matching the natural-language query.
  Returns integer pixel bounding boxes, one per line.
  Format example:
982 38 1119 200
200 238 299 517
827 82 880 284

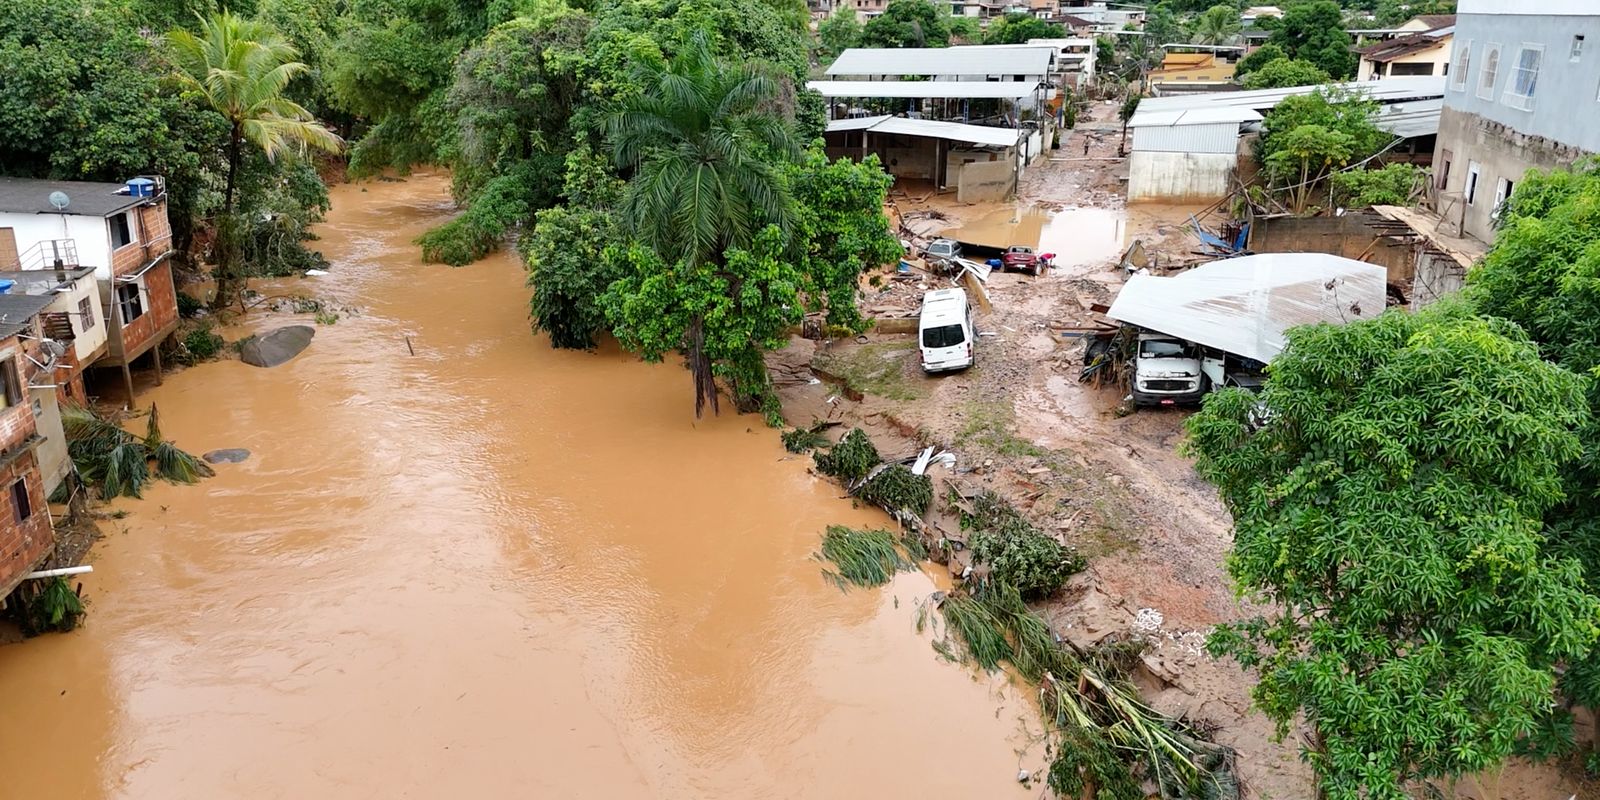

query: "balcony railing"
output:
18 239 79 271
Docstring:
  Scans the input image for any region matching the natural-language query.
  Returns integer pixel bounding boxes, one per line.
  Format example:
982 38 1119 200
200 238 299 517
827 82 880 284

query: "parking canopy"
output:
1106 253 1387 363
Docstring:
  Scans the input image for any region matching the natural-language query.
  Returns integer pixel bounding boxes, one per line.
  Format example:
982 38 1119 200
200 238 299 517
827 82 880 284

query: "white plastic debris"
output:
305 269 330 276
1134 607 1165 634
911 446 935 475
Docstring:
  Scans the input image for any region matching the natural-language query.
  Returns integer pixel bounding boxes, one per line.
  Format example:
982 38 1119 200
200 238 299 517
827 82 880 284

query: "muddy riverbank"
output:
0 173 1052 798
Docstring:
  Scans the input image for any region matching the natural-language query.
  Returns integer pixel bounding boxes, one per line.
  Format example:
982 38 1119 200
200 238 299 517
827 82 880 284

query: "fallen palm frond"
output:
782 421 835 453
817 525 911 589
813 428 880 480
856 464 932 516
935 580 1237 800
63 404 214 498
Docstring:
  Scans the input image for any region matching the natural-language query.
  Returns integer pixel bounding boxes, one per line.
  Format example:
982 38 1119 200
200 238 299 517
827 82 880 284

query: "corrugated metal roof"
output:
1129 106 1264 127
1136 76 1444 115
826 115 892 131
1106 253 1387 363
0 293 53 340
825 46 1055 77
1131 121 1245 154
808 80 1039 99
1372 97 1442 138
825 116 1021 147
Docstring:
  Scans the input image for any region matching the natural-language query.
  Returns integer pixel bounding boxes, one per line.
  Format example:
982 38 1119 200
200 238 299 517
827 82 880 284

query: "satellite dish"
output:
48 191 70 211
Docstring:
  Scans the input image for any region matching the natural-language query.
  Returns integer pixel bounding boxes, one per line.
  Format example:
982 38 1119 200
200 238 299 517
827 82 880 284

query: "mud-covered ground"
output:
774 101 1589 799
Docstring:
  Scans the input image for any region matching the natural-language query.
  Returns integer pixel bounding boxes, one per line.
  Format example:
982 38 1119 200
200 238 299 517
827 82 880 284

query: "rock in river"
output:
203 449 250 464
240 325 315 368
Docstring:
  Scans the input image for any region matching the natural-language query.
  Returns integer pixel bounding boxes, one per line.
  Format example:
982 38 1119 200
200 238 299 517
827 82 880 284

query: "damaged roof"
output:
0 293 54 340
1358 27 1453 62
1106 253 1387 363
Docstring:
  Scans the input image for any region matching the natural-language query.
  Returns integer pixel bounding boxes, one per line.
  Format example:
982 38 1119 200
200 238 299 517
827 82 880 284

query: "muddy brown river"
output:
0 174 1041 798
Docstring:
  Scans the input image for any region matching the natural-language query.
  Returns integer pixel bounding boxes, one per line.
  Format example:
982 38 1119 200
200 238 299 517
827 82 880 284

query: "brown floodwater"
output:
0 174 1043 798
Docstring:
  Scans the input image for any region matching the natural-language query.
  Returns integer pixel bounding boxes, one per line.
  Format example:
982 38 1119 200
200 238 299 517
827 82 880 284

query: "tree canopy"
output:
859 0 951 48
1240 57 1330 89
1269 0 1357 79
983 13 1062 45
1190 302 1600 799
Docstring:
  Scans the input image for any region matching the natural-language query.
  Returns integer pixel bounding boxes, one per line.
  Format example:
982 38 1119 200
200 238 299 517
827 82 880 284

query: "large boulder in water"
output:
240 325 315 368
203 448 250 464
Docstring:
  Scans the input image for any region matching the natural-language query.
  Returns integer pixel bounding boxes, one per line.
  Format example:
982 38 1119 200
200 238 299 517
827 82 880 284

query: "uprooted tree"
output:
1188 302 1600 799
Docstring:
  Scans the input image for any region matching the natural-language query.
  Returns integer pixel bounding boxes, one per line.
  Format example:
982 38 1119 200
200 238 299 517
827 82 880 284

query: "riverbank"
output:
0 172 1057 798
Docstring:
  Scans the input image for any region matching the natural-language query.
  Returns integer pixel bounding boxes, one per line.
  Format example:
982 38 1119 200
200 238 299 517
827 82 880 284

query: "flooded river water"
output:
0 174 1040 798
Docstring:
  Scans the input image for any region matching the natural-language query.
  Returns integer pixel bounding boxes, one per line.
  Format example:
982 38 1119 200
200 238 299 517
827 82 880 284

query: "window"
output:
116 281 145 325
0 356 19 410
1575 35 1586 63
921 324 966 349
77 296 95 333
10 478 30 524
1438 150 1453 190
1451 40 1471 90
1504 44 1542 110
1392 62 1434 76
109 212 133 249
1493 177 1515 219
1465 160 1482 205
1478 43 1501 100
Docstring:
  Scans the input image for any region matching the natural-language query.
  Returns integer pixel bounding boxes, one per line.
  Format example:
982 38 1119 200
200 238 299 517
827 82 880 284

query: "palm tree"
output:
1191 4 1241 46
606 34 798 415
168 12 342 308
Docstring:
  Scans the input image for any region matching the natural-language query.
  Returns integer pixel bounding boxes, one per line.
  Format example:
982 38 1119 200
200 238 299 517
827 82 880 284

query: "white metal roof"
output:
825 116 1021 147
1129 106 1264 128
1106 253 1387 363
1136 76 1444 115
1372 97 1442 138
826 46 1055 77
808 80 1039 100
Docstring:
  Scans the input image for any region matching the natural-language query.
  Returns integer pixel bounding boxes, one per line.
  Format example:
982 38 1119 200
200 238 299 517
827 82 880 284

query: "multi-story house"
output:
1357 19 1454 81
1431 0 1600 243
0 293 62 600
0 176 180 400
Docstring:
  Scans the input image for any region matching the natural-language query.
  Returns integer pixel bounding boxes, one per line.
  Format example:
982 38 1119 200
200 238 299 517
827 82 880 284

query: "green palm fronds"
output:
63 404 213 498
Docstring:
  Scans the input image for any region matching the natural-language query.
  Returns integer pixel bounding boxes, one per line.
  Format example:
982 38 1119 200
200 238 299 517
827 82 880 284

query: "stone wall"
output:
956 160 1015 203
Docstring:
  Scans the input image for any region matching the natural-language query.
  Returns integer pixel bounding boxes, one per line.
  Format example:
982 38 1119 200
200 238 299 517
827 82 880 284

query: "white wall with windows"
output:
1443 10 1600 154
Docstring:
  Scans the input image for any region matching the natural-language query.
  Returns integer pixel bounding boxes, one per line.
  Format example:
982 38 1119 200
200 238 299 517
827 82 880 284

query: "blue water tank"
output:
0 280 15 295
127 177 155 198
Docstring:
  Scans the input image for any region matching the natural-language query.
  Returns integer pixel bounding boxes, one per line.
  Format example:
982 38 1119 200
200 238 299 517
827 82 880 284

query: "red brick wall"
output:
118 260 178 359
111 199 175 279
0 451 53 596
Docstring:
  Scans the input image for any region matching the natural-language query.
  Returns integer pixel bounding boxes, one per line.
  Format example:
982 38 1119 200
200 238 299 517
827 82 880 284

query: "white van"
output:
919 288 974 373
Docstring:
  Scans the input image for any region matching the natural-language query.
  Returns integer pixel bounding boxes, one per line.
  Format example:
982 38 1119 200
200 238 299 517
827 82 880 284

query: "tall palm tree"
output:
168 12 342 307
606 34 798 415
1190 4 1241 47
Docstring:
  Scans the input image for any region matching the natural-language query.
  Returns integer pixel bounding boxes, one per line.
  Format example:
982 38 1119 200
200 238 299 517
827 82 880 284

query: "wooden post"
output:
120 362 134 406
151 345 163 387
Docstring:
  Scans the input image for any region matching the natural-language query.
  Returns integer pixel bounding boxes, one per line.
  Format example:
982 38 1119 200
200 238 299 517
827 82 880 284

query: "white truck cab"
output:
919 288 974 373
1131 333 1206 405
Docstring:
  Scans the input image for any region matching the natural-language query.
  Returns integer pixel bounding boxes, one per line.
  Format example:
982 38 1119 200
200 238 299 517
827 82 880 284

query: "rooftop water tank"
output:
127 177 156 198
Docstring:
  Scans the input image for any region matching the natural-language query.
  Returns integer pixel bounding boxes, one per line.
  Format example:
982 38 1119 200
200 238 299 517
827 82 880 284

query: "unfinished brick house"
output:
0 176 179 401
0 293 60 600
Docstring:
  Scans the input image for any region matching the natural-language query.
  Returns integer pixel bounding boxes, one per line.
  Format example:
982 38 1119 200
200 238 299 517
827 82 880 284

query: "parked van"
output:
919 288 974 373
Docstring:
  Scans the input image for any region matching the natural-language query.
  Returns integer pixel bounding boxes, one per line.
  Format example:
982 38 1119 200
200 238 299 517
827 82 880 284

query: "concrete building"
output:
1128 77 1445 203
1357 23 1454 81
1145 45 1245 95
0 295 62 600
0 177 181 400
1431 0 1600 243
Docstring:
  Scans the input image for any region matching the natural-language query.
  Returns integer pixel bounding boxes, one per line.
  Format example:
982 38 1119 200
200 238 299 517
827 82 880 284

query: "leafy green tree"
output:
785 148 902 332
168 10 343 307
1142 3 1183 52
859 0 951 48
1264 124 1353 212
604 34 797 416
1190 302 1600 800
526 145 625 349
1233 41 1286 78
1269 0 1356 78
1118 91 1143 154
817 7 862 62
1190 4 1241 45
1240 57 1330 89
1330 162 1423 207
983 12 1062 45
946 15 982 44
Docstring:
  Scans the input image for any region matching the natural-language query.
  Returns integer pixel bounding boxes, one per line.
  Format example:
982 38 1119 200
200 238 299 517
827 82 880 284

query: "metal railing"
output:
17 239 79 271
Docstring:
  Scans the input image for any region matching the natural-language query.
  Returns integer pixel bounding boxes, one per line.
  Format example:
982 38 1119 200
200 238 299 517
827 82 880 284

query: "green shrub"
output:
858 464 933 515
176 292 203 318
179 325 224 363
961 490 1085 597
782 425 832 453
813 428 880 480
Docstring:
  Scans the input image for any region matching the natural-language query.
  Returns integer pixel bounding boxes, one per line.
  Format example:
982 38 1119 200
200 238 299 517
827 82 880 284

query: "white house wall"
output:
1129 151 1236 202
0 212 115 277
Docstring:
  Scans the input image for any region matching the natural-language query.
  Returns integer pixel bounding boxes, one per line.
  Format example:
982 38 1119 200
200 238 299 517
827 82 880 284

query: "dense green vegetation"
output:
1190 160 1600 796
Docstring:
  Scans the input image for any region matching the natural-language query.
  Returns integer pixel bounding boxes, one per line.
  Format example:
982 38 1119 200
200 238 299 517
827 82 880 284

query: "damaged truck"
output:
1104 253 1389 407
